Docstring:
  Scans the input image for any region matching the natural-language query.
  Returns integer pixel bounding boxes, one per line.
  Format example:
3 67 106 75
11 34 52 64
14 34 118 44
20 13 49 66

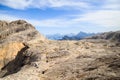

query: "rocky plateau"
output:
0 20 120 80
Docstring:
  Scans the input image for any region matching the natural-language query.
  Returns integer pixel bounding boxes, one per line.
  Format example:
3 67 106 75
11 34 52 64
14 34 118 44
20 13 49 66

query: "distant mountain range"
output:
46 32 95 40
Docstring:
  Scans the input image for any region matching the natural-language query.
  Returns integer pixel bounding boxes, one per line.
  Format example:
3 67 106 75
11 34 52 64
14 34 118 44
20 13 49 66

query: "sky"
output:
0 0 120 35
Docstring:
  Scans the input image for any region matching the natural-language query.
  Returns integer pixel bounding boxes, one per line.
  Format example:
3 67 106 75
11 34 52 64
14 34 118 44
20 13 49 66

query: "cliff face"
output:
0 20 46 43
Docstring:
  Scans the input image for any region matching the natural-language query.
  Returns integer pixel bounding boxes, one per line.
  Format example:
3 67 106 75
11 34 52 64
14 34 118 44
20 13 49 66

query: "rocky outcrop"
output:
0 20 46 79
0 20 46 44
0 19 46 71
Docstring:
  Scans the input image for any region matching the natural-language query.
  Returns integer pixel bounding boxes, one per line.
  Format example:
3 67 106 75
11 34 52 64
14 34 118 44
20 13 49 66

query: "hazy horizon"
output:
0 0 120 35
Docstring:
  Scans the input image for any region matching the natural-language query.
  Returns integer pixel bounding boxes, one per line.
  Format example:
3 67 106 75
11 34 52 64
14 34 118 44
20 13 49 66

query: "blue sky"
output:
0 0 120 35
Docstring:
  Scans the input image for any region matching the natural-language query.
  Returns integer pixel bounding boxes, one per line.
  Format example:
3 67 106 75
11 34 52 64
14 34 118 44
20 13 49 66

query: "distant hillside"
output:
88 31 120 42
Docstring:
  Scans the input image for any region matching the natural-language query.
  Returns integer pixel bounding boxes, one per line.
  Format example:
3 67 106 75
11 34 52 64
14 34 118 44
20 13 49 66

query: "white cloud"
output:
103 0 120 10
0 0 92 10
47 0 90 9
0 13 74 27
0 0 32 9
73 10 120 28
0 0 119 10
0 9 120 30
26 18 79 28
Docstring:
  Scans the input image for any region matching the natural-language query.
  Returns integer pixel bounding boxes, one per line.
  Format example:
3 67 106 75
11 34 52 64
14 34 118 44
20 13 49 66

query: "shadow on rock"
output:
0 44 29 78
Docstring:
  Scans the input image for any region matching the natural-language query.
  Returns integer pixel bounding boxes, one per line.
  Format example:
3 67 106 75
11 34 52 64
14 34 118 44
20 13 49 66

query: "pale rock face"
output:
0 42 25 69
